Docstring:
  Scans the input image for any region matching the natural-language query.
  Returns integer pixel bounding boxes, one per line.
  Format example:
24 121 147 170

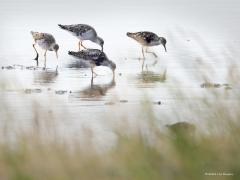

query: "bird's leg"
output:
93 71 97 77
44 50 47 69
145 47 158 58
32 44 39 64
151 59 158 67
55 65 59 73
78 41 81 51
142 46 146 59
81 42 87 49
91 66 97 78
146 64 149 72
141 58 145 71
55 51 59 67
90 76 94 87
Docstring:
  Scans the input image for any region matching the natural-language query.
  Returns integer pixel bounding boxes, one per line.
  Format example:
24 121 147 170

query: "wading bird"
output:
31 31 59 67
127 31 167 59
58 24 104 51
68 49 116 78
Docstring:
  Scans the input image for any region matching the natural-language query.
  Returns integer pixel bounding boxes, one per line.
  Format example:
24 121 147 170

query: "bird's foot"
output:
33 54 39 61
33 57 39 66
81 45 87 49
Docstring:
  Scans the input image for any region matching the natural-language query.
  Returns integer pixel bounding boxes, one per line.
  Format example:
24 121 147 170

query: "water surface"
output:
0 0 240 144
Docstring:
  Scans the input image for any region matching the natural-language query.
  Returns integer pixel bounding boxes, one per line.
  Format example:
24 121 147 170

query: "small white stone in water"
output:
55 90 68 95
153 101 162 105
25 89 32 94
105 102 115 105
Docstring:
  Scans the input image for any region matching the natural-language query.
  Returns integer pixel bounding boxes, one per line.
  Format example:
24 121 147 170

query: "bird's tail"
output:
126 32 134 38
30 31 38 36
68 51 76 56
68 51 82 58
58 24 68 30
30 31 41 39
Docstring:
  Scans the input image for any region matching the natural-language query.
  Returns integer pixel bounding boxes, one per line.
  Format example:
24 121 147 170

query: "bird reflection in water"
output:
137 69 167 83
141 58 159 71
33 66 58 84
71 76 116 100
67 59 89 69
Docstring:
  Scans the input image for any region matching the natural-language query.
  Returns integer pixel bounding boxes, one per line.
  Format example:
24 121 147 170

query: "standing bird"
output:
127 31 167 59
58 24 104 51
31 31 59 67
68 49 116 77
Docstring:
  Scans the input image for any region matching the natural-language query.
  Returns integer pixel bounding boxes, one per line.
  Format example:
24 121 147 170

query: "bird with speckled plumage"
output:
58 24 104 51
68 49 116 77
127 31 167 59
31 31 59 67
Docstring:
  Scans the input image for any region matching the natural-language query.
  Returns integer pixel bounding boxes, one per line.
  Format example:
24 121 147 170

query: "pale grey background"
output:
0 0 240 55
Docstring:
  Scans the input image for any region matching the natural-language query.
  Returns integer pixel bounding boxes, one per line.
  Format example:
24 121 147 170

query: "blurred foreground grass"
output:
0 66 240 180
0 97 239 179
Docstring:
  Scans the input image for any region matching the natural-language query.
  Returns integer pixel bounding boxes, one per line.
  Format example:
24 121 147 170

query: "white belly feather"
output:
74 29 96 41
37 39 51 50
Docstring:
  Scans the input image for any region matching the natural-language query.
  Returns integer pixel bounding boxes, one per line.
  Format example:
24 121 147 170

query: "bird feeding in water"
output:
68 49 116 77
31 31 59 67
127 31 167 59
58 24 104 51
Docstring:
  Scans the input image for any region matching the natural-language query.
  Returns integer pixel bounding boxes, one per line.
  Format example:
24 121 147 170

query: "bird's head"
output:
53 44 59 59
96 37 104 51
159 37 167 52
126 32 133 38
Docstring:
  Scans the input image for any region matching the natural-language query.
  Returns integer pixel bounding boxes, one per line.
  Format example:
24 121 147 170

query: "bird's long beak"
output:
113 69 115 78
163 44 167 52
55 51 58 59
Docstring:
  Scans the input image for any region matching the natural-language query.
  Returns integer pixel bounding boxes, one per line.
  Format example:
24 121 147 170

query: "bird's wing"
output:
31 31 56 43
64 24 97 36
68 49 106 65
68 49 100 59
138 32 158 43
43 33 56 44
92 51 108 66
85 49 103 60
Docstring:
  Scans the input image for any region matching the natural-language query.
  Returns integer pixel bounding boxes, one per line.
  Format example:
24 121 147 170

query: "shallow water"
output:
0 0 240 144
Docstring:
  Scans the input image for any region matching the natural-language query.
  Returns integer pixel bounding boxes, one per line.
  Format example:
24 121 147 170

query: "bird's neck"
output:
92 36 101 44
